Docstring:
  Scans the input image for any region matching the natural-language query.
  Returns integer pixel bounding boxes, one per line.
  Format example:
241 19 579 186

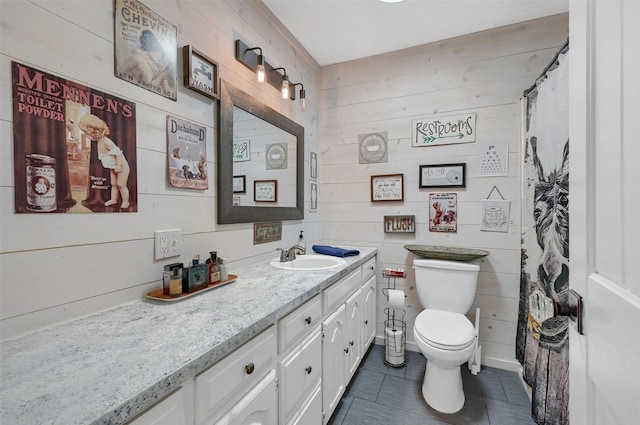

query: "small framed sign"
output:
183 45 219 100
253 221 282 245
233 175 246 193
233 139 250 162
254 180 277 202
419 163 466 188
384 215 415 233
371 174 404 202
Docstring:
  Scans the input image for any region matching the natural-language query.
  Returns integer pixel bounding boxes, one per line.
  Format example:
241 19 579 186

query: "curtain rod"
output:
523 38 569 97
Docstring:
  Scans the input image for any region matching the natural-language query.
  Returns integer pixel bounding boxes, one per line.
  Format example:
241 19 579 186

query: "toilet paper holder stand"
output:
382 268 407 368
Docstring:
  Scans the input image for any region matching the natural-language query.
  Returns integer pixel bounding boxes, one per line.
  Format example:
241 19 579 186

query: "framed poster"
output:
233 139 250 162
429 193 457 233
167 116 207 190
371 174 404 202
233 175 246 193
254 180 277 202
481 199 510 232
253 221 282 245
419 163 465 188
478 142 509 176
384 215 415 233
114 0 177 100
183 45 219 100
12 61 137 213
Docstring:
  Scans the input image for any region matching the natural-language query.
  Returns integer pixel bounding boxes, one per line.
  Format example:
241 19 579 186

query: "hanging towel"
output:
312 245 360 257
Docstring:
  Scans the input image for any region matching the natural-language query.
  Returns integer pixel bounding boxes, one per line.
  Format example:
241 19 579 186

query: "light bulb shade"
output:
299 88 306 111
281 78 289 99
256 63 265 83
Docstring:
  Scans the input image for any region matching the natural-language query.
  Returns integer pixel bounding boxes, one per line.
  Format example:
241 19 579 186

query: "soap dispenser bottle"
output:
296 230 306 255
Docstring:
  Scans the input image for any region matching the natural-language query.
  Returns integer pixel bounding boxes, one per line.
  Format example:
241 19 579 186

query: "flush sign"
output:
384 215 415 233
412 113 476 147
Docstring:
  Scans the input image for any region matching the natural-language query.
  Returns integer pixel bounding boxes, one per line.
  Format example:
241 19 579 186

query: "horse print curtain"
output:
517 41 569 425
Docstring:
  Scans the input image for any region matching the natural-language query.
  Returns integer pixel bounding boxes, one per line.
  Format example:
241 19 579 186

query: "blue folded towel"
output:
312 245 360 258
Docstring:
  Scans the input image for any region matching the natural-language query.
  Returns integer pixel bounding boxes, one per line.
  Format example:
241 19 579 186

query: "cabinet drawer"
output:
323 268 361 313
278 294 321 352
196 326 277 425
278 327 322 422
361 257 376 282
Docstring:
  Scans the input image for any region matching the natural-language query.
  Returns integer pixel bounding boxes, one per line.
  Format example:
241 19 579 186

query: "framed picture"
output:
183 45 219 100
114 0 177 101
371 174 404 202
429 193 457 233
253 221 282 245
233 175 246 193
419 163 466 188
310 151 318 180
384 215 415 233
310 181 318 212
254 180 277 202
233 139 250 162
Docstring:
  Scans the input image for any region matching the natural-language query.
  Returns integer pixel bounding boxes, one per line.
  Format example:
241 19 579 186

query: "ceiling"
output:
262 0 569 66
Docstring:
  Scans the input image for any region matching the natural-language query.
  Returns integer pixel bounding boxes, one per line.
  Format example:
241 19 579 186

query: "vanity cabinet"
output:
126 383 193 425
322 256 377 422
195 326 277 425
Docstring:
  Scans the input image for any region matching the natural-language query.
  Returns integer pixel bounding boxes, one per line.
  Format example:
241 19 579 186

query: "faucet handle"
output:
276 248 287 262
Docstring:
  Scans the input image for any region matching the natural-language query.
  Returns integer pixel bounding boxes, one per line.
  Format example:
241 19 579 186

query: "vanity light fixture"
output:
292 83 306 111
272 67 289 99
246 47 265 83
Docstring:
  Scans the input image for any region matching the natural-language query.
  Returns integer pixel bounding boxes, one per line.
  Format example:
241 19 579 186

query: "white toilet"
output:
412 258 480 413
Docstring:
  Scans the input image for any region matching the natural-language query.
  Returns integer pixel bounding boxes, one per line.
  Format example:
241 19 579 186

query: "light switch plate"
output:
154 229 182 260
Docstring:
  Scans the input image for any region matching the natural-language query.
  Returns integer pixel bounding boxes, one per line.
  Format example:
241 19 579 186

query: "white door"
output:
569 1 640 424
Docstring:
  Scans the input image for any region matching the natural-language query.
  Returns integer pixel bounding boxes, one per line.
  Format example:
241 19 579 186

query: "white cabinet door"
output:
278 327 322 423
345 289 362 381
285 382 321 425
360 276 376 353
127 386 190 425
321 304 346 420
213 370 277 425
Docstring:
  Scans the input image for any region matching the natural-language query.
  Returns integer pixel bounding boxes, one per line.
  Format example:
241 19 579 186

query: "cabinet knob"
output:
245 363 255 375
344 347 349 354
305 366 312 374
349 340 354 346
305 316 312 325
364 320 369 325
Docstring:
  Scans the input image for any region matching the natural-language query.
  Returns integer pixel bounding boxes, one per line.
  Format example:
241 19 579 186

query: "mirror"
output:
218 80 304 224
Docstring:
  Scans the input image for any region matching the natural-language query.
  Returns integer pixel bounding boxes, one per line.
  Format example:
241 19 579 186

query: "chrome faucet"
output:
277 245 306 262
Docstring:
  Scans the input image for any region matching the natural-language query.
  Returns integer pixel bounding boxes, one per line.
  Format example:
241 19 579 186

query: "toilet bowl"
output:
414 309 476 413
411 258 480 413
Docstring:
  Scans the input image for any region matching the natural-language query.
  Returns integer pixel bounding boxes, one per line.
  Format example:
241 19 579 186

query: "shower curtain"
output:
516 41 569 425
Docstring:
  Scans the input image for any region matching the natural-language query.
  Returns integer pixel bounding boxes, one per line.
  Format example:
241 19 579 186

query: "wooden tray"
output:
404 245 490 262
146 274 238 302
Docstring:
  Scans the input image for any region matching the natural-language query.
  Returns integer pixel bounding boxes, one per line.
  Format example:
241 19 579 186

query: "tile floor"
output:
328 344 536 425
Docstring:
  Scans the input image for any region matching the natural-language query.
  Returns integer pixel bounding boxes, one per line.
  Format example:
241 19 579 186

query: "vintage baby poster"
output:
114 0 178 100
166 116 208 190
429 193 457 233
12 62 137 213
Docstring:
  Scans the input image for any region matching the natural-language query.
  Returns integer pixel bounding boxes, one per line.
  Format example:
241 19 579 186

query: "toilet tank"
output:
413 258 480 313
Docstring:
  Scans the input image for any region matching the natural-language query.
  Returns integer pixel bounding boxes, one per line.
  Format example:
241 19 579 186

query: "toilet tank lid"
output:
413 258 480 271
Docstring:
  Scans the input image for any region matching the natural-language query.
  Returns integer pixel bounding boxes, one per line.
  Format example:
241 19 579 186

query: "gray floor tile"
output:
499 373 532 407
345 368 384 402
462 367 508 402
343 397 450 425
338 344 532 425
485 397 537 425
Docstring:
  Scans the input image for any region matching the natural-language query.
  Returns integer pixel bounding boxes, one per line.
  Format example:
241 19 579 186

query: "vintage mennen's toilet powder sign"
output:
412 112 476 147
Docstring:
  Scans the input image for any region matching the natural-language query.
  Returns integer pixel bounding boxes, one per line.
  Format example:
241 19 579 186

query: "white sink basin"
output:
270 254 346 271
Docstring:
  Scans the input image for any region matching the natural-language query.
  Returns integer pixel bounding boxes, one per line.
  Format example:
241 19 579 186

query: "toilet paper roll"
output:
385 326 405 365
387 289 405 308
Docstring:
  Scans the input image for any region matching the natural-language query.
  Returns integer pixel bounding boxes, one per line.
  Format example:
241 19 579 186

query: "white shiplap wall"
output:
319 14 568 370
0 0 320 340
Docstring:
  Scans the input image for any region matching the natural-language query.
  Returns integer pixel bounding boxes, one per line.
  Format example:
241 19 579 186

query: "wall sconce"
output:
272 68 289 99
292 83 306 111
235 40 305 105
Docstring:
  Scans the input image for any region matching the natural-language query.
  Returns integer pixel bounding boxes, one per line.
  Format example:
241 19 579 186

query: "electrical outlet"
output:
154 229 183 260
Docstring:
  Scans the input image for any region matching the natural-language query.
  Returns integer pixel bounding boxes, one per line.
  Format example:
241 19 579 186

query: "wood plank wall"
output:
319 13 568 369
0 0 320 340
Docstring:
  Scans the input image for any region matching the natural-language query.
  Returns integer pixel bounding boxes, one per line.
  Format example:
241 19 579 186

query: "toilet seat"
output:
415 309 475 350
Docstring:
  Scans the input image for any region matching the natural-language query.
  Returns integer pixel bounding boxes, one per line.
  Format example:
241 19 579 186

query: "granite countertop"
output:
0 248 376 425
